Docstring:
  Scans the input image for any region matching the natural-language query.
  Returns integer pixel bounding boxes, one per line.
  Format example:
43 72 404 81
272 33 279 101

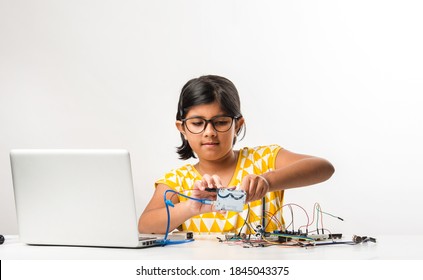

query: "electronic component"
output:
214 188 246 212
213 199 376 249
352 235 376 244
307 234 329 241
170 231 194 240
186 231 194 240
329 233 343 239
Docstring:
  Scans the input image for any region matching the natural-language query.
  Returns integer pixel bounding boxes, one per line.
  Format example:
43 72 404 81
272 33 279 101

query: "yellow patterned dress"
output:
155 144 285 234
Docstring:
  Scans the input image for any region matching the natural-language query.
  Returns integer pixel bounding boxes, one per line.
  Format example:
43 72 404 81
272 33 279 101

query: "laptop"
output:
10 149 160 248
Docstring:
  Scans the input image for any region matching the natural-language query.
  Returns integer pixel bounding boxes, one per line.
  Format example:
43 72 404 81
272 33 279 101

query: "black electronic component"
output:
329 233 343 239
352 235 363 243
278 236 292 243
186 232 194 240
0 234 4 245
367 237 377 243
352 235 377 244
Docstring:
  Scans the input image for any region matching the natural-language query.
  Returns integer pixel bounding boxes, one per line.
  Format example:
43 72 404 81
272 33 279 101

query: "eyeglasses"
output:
181 115 239 134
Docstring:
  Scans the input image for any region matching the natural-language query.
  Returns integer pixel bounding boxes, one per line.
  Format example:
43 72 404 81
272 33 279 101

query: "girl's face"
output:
176 101 243 162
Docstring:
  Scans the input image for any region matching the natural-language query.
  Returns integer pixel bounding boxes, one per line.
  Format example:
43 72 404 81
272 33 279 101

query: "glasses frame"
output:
181 115 240 134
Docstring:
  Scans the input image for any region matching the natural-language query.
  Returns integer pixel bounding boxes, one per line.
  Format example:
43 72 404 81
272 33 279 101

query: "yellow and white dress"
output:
155 144 285 234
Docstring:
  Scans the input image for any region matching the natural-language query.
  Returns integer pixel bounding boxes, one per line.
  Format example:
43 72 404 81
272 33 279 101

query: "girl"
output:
139 75 334 234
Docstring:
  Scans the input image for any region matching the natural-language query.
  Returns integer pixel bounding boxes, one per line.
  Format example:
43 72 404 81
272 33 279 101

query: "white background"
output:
1 0 422 236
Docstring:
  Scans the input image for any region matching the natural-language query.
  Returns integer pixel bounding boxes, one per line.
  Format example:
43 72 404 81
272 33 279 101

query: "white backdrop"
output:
1 0 422 236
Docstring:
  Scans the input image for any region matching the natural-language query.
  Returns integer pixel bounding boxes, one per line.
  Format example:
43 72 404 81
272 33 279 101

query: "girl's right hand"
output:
188 174 223 214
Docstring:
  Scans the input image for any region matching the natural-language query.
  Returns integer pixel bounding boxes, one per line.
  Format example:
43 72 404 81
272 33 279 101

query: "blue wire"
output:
156 238 195 246
162 189 212 246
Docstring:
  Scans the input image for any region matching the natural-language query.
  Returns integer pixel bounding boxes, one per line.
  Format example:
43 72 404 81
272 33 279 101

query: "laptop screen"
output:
10 149 143 248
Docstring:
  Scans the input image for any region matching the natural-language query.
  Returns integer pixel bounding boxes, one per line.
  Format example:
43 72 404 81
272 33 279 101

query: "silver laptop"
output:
10 149 159 248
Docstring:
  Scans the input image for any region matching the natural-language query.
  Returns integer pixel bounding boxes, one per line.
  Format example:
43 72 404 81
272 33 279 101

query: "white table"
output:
0 234 421 260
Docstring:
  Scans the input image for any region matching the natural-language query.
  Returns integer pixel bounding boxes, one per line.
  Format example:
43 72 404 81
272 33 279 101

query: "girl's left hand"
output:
239 174 270 202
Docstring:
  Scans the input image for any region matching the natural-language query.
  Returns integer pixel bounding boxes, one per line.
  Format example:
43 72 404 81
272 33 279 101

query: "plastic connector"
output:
165 199 175 207
202 200 213 205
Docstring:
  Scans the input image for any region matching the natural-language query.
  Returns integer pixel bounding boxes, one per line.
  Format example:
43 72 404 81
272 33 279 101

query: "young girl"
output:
138 75 334 234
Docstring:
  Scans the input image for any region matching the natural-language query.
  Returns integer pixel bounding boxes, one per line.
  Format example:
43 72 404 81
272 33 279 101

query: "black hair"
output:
176 75 245 160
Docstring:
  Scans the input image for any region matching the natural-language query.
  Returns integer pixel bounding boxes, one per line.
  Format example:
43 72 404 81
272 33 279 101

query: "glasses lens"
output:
185 118 207 134
212 116 233 132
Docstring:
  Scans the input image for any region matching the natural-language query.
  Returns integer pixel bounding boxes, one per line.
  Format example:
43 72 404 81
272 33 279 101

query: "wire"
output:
236 204 251 235
297 202 319 234
288 205 294 231
315 203 320 234
318 210 344 221
163 191 344 248
162 189 212 245
263 210 283 229
269 203 310 233
261 197 266 231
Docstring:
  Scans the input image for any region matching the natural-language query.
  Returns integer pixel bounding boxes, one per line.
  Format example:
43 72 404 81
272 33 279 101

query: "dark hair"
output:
176 75 245 160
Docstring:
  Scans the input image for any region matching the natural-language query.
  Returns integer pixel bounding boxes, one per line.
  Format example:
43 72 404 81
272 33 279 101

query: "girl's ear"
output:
235 117 245 134
175 121 187 138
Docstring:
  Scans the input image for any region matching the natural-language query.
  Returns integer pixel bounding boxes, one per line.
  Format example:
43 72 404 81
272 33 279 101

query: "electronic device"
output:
10 149 161 248
214 188 246 212
352 235 377 244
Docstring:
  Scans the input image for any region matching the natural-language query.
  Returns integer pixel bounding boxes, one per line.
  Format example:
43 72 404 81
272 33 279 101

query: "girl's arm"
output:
138 183 216 234
265 148 335 192
138 184 190 234
241 148 335 202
